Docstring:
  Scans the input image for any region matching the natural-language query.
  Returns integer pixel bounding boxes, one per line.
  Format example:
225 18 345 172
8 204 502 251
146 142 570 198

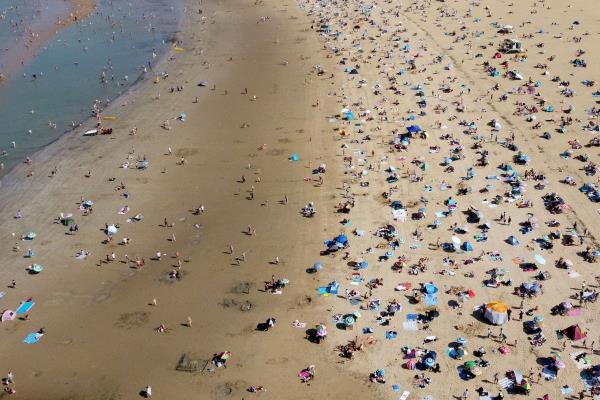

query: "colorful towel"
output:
16 300 35 315
23 332 43 344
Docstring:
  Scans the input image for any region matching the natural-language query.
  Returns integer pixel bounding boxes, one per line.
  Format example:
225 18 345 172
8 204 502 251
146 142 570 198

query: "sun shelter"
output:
461 241 473 252
1 310 16 322
564 324 587 341
483 301 509 325
507 236 519 246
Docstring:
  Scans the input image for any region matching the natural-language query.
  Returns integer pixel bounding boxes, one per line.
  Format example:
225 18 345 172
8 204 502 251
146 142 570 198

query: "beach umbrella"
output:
313 262 323 271
534 254 546 265
107 225 118 235
334 234 348 245
407 125 422 133
289 153 300 161
316 324 327 337
25 232 37 240
451 236 461 245
30 264 43 274
464 361 477 369
483 301 509 325
423 351 437 367
358 260 368 269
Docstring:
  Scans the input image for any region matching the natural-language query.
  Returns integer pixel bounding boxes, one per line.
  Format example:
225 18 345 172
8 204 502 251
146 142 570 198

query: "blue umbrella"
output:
407 125 422 133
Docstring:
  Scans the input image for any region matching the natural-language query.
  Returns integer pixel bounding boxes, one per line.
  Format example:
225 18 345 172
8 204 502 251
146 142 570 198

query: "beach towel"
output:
291 320 306 328
561 386 573 395
402 321 418 331
498 377 512 389
570 351 591 369
567 308 582 317
399 391 410 400
406 314 418 321
424 294 438 306
16 300 35 315
23 332 43 344
392 384 401 392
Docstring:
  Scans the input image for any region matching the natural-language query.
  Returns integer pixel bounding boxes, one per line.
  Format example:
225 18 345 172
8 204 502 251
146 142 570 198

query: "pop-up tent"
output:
563 324 587 341
507 236 519 246
483 301 509 325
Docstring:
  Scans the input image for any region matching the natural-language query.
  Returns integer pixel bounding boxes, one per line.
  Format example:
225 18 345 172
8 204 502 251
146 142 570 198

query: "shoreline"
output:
0 0 182 181
0 0 97 82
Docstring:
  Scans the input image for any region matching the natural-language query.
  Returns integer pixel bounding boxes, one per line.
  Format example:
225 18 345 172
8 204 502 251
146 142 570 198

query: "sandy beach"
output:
0 0 599 399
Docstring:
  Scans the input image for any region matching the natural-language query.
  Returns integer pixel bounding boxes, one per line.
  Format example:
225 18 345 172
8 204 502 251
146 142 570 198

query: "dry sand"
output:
0 0 599 399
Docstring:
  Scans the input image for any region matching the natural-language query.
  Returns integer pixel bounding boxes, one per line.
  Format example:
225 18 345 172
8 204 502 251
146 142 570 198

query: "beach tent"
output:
423 283 438 295
461 241 473 251
564 324 586 341
1 310 16 322
507 236 519 246
483 301 509 325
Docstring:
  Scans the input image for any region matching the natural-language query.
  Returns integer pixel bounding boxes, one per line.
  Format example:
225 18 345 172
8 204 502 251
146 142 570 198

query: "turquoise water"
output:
0 0 182 172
